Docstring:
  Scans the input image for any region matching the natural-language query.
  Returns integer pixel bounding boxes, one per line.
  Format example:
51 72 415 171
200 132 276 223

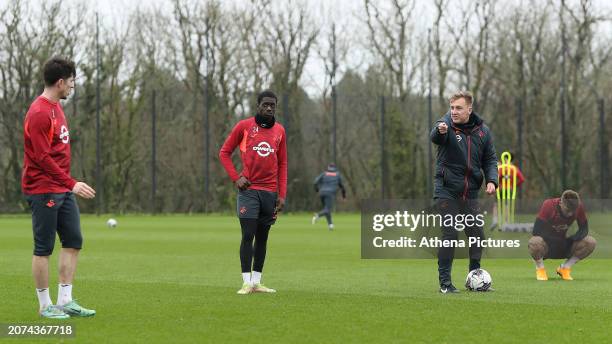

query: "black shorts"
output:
237 189 278 227
25 192 82 256
543 236 573 259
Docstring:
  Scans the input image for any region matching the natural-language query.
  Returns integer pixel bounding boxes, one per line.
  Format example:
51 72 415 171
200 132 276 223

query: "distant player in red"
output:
498 163 525 188
528 190 596 281
23 56 96 319
219 90 287 294
490 157 525 230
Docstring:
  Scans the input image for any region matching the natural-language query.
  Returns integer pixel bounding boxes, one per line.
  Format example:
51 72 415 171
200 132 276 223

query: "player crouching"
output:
528 190 596 281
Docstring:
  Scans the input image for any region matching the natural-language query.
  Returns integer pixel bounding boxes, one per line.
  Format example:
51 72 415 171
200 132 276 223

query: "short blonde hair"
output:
561 190 580 211
449 91 474 106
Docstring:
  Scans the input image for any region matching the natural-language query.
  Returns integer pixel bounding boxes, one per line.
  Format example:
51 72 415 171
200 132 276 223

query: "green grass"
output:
1 213 611 343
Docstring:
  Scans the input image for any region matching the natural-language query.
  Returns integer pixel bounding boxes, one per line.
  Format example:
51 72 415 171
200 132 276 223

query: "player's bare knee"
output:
570 236 595 259
575 236 596 257
528 236 547 258
582 235 597 250
528 236 545 245
32 254 51 260
61 247 81 254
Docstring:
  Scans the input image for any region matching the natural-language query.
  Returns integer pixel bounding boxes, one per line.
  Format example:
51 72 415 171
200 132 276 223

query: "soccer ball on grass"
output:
465 268 492 291
106 218 118 228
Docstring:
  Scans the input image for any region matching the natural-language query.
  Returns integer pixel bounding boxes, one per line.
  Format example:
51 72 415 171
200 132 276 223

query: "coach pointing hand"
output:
437 122 448 135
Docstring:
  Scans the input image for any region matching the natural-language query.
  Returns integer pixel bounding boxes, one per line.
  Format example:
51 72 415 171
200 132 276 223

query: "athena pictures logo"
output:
253 141 274 157
60 125 70 144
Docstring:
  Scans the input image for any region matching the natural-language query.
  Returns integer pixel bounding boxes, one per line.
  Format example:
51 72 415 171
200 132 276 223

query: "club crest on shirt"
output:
240 206 247 215
250 126 259 137
60 125 70 144
456 134 462 142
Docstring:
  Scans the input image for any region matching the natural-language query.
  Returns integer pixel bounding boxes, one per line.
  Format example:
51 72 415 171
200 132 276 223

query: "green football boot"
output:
60 300 96 317
40 305 70 319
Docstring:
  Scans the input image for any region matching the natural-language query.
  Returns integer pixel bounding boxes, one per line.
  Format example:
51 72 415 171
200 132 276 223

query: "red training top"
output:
497 163 525 189
536 198 587 239
22 96 76 195
219 117 288 198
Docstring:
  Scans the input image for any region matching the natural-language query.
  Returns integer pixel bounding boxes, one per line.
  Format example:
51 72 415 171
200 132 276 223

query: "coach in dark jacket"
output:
430 91 498 293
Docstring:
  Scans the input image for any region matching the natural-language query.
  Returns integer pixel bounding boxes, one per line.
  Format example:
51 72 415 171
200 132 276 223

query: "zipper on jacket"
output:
462 135 472 200
461 125 482 200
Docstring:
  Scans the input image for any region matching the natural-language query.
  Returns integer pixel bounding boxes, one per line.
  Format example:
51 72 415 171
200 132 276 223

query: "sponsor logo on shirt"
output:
552 224 569 232
253 141 275 157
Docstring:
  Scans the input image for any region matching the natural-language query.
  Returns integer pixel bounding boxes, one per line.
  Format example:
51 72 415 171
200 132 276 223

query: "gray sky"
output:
10 0 612 96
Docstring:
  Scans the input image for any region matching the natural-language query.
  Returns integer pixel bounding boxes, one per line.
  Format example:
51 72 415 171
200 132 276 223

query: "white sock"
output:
562 256 580 268
534 259 545 269
36 288 53 310
242 272 251 285
252 271 262 284
57 284 73 306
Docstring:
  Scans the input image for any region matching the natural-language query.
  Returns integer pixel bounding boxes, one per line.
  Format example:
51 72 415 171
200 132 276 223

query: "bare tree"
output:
364 0 419 101
0 0 83 208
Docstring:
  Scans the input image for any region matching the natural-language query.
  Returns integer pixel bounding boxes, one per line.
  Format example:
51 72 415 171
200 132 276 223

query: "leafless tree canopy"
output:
1 0 611 212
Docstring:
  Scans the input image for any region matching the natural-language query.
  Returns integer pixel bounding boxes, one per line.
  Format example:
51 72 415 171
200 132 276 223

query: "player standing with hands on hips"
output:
431 91 498 294
23 56 96 319
220 90 288 294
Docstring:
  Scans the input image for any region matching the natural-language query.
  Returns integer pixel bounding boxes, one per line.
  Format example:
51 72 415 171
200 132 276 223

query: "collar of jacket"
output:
445 112 484 132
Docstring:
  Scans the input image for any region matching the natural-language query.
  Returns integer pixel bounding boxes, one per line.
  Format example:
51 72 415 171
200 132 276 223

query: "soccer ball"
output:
106 218 118 228
465 268 492 291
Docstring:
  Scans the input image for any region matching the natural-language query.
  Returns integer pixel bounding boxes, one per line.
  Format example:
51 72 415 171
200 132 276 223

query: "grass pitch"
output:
1 213 611 343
